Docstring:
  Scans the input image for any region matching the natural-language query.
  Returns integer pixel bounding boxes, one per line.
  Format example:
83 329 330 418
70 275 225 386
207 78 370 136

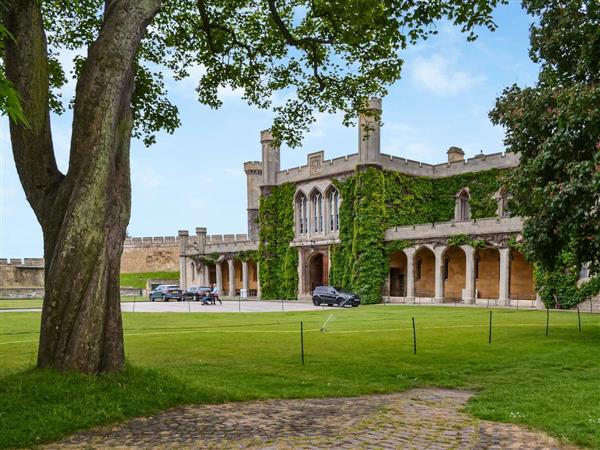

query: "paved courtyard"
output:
120 300 324 313
46 389 570 449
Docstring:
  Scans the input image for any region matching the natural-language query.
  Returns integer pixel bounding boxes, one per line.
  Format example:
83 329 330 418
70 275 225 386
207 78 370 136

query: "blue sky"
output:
0 2 538 258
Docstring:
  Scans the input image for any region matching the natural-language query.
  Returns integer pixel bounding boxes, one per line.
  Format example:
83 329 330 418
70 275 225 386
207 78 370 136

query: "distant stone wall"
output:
0 259 44 288
121 237 179 273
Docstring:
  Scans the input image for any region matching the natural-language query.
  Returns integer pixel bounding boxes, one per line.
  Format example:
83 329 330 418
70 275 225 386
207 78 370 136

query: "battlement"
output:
204 239 259 253
0 258 44 267
206 233 249 243
244 161 263 175
276 153 359 184
124 236 179 246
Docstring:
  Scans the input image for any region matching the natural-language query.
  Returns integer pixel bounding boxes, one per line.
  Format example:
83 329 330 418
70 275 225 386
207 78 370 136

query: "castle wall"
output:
0 259 44 288
121 237 180 273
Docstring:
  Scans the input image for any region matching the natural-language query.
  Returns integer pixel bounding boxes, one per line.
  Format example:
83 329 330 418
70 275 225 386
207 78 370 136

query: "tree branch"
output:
4 0 63 223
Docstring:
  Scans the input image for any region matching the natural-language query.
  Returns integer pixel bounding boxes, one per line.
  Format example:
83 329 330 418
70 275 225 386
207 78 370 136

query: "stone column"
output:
297 248 305 296
403 247 416 303
499 247 511 306
461 245 476 304
228 259 235 297
434 246 446 303
216 262 223 295
257 261 262 299
203 264 210 287
178 230 189 290
242 260 249 294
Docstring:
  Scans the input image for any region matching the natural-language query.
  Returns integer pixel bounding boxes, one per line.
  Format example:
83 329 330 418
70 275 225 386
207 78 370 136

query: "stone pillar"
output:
297 248 305 296
499 247 511 306
434 246 446 303
242 260 249 293
403 247 416 304
358 97 382 164
261 129 280 186
462 245 476 304
203 264 210 287
178 230 189 290
257 261 262 299
228 259 235 297
216 262 223 296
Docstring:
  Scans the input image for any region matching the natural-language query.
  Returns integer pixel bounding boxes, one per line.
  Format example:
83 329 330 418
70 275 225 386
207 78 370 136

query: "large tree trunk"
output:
4 0 161 373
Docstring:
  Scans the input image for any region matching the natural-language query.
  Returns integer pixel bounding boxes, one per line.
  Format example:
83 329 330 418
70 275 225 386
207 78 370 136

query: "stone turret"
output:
244 161 263 240
358 97 382 164
261 129 280 186
196 227 207 254
447 146 465 163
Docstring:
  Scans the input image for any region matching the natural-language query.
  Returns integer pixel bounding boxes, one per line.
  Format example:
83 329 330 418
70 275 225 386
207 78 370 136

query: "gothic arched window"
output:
311 190 324 233
327 187 340 232
495 187 511 218
296 192 308 235
455 188 471 221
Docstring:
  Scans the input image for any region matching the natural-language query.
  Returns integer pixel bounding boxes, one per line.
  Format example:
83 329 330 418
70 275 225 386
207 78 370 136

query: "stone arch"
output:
509 250 536 300
495 186 511 218
388 250 407 297
324 184 340 232
414 245 435 298
475 247 500 299
442 246 466 301
309 187 325 234
307 251 327 293
454 187 471 221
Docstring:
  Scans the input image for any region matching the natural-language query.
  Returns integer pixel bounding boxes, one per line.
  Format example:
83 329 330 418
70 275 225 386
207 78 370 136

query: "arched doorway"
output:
308 252 326 293
443 246 466 301
389 251 407 297
414 246 435 298
476 248 500 300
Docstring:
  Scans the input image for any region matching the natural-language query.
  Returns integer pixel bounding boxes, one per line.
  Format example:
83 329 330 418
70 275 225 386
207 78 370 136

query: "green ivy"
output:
447 234 486 248
258 183 298 299
235 250 258 262
192 252 219 265
330 167 507 303
385 240 414 255
534 251 600 309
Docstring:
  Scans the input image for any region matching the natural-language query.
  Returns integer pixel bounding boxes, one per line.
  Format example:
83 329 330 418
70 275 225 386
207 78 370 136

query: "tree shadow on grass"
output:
0 364 221 449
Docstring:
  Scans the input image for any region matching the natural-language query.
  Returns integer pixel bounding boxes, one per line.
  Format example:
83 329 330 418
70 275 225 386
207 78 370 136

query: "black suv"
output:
312 286 360 307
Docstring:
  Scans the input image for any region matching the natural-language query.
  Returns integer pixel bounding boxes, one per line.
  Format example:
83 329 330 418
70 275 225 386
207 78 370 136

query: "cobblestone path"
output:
47 389 572 449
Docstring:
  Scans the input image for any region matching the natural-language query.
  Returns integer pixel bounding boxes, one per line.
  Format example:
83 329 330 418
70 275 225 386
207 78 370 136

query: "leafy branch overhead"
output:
38 0 506 148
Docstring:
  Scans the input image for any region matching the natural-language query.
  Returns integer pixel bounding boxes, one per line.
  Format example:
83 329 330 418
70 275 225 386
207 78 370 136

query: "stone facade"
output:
121 236 180 273
176 97 556 305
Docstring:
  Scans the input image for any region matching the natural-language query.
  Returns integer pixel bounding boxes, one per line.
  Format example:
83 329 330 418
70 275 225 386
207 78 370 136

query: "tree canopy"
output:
8 0 506 146
490 0 600 277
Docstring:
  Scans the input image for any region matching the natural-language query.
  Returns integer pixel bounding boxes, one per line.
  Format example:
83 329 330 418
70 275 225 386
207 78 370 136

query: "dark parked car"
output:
312 286 360 307
183 286 212 301
149 284 183 302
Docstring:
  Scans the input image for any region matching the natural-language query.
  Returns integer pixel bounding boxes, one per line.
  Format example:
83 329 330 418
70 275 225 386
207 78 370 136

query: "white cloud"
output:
409 54 484 96
381 121 440 163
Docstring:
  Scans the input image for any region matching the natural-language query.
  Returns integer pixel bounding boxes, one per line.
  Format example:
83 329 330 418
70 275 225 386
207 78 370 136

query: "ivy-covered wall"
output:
258 183 298 299
330 166 506 304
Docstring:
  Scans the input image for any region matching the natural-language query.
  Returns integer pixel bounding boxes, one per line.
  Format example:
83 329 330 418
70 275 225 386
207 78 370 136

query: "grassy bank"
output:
1 306 599 448
119 271 179 288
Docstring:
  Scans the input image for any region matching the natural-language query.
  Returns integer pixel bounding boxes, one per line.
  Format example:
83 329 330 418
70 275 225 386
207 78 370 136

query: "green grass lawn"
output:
1 306 599 448
119 271 179 288
0 297 150 310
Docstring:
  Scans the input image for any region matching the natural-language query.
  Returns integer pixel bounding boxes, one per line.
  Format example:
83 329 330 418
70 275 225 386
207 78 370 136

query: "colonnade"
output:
399 245 516 305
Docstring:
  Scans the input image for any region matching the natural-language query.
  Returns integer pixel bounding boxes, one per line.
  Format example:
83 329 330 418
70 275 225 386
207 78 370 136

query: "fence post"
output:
489 311 493 344
578 306 581 332
412 317 417 355
545 308 550 337
300 321 305 365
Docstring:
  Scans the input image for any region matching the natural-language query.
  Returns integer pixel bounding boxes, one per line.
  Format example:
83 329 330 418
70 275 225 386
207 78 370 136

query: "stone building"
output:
178 97 552 306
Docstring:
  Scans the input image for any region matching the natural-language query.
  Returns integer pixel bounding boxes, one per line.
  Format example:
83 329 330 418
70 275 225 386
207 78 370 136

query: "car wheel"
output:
313 298 321 306
352 302 359 307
